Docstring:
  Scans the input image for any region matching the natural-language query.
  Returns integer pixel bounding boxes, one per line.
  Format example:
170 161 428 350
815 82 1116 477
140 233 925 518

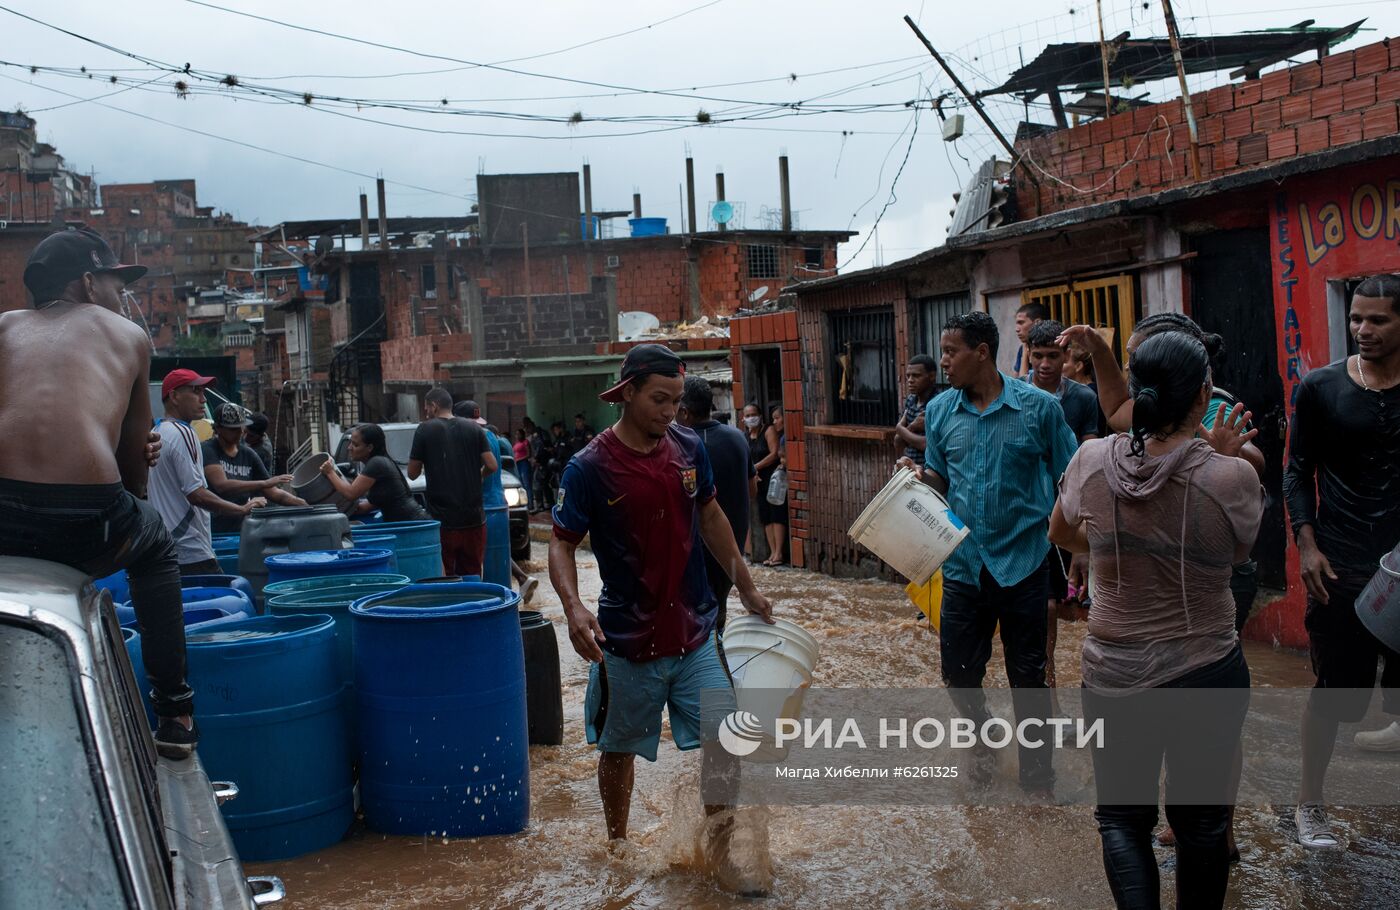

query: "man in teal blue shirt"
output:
897 311 1078 793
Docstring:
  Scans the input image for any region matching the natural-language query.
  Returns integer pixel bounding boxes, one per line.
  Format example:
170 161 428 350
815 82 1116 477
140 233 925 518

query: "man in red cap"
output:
150 369 266 574
0 227 198 758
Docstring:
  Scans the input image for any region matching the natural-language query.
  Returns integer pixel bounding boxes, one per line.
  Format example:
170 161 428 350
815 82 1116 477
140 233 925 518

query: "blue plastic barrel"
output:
346 534 399 571
628 216 667 237
95 570 130 604
262 573 410 602
354 520 443 581
180 574 255 603
265 549 395 588
351 582 527 837
116 587 256 628
213 536 242 577
185 613 353 861
268 580 407 743
484 506 510 588
124 609 241 728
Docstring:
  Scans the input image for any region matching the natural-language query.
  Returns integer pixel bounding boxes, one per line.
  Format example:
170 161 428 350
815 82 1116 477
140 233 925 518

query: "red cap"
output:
161 368 216 399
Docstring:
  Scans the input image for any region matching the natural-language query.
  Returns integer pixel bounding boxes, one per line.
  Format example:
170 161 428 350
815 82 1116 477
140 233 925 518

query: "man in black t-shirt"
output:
408 387 498 576
677 375 755 630
1284 274 1400 848
202 403 305 533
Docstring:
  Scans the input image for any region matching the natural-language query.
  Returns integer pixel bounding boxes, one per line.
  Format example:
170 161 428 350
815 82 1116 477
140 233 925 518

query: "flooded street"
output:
249 555 1400 909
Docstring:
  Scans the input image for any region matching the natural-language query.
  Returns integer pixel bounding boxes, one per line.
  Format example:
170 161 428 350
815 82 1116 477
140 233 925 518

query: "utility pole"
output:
903 15 1038 196
1096 0 1114 121
1160 0 1203 181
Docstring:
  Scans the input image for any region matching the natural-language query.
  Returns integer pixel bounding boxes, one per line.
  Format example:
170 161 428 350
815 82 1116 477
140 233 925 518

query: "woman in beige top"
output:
1049 331 1263 910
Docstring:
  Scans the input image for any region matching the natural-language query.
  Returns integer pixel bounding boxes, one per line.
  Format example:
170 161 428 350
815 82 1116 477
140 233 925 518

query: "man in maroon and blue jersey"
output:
548 343 773 894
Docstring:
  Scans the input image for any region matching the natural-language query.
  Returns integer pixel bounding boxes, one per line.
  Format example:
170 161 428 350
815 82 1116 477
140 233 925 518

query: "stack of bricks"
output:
1012 37 1400 217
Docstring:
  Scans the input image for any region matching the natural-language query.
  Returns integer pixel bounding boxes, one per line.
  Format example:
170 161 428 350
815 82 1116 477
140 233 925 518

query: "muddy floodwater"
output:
248 556 1400 909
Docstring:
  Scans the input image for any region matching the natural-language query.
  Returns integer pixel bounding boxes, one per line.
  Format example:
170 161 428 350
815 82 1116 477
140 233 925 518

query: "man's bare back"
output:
0 303 151 488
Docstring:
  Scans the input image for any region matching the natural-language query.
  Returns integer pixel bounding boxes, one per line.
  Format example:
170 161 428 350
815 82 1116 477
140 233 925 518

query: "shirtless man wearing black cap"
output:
0 227 198 758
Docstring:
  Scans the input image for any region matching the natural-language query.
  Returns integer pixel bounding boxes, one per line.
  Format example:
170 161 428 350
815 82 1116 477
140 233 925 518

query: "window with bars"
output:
829 308 898 426
914 290 972 385
421 263 438 300
1021 274 1137 364
746 243 779 279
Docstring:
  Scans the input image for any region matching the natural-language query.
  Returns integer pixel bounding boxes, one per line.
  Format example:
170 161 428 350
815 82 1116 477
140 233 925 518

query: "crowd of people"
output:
3 226 1397 905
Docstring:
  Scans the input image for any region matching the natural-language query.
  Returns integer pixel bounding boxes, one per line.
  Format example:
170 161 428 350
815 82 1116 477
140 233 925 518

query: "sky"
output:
3 0 1397 272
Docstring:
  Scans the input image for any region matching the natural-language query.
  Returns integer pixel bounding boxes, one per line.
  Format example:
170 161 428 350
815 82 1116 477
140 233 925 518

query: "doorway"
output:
1190 229 1287 589
741 348 782 416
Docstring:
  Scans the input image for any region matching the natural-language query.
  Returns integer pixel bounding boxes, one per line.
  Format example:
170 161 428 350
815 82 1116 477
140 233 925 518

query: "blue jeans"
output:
939 563 1053 788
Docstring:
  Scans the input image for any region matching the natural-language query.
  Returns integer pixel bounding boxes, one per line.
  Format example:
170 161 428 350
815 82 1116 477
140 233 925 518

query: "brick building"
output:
733 33 1400 648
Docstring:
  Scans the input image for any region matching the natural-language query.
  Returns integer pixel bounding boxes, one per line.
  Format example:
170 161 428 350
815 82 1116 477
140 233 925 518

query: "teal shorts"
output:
584 631 736 762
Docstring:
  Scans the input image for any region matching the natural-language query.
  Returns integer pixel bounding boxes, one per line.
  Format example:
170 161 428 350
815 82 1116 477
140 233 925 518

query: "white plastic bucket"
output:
847 467 970 584
722 615 820 763
1356 548 1400 652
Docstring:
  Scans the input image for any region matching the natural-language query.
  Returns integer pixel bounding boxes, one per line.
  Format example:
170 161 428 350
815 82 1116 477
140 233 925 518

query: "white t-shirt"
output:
149 419 214 565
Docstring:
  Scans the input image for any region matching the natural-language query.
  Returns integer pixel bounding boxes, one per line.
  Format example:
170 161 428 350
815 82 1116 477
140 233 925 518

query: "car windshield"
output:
383 427 416 466
0 621 126 906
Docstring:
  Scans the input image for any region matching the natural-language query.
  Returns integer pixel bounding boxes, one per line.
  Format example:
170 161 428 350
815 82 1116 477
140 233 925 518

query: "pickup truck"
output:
0 556 283 908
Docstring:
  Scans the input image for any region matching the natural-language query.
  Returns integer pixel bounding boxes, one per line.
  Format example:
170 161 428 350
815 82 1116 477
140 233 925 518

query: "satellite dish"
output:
711 200 734 226
617 310 662 342
748 286 770 303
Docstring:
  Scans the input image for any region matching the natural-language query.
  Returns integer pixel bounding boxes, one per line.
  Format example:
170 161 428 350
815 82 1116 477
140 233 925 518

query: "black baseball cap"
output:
599 344 686 403
23 228 148 303
213 403 253 428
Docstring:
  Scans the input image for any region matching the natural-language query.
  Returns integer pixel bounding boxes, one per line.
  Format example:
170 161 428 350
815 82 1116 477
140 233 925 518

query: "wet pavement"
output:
248 556 1400 909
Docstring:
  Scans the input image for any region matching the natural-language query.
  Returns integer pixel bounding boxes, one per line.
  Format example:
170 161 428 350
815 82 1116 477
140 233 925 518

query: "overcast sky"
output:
4 0 1396 271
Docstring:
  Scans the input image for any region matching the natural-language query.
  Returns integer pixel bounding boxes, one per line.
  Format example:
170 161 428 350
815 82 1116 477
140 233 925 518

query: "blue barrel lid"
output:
350 582 518 620
268 581 406 608
358 519 440 533
184 612 335 647
265 548 393 568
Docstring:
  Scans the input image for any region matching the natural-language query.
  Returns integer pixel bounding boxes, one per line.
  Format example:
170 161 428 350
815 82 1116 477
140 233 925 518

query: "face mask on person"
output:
744 415 762 429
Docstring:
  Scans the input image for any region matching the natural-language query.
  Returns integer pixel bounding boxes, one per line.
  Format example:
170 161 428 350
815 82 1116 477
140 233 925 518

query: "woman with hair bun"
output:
1049 331 1263 910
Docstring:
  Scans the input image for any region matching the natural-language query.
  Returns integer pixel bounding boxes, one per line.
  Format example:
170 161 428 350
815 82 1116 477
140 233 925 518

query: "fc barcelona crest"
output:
680 467 697 494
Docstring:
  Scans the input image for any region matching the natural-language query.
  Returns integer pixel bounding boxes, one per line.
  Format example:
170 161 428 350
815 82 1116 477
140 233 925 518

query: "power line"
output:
0 72 473 200
840 101 923 270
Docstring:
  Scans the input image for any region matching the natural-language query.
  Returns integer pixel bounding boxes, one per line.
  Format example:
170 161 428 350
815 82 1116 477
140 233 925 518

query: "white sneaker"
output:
521 576 540 604
1353 721 1400 752
1294 803 1341 849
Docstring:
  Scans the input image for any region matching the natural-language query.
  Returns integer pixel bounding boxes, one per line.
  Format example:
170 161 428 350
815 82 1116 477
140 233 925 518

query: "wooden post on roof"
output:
1047 86 1069 129
1096 0 1114 120
1160 0 1203 181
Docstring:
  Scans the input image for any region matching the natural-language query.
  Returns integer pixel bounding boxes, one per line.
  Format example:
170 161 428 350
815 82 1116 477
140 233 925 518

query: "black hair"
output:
574 413 585 420
1027 319 1066 350
1127 332 1209 457
942 311 1000 358
551 421 565 431
425 387 453 411
1355 274 1400 314
247 412 269 433
768 402 784 419
354 423 389 461
1132 312 1224 367
1017 302 1050 320
515 428 526 440
907 354 937 373
486 424 500 436
680 374 714 418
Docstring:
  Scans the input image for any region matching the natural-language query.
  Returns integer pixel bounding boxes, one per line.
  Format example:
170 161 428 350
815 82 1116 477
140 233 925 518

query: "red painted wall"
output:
1261 159 1400 647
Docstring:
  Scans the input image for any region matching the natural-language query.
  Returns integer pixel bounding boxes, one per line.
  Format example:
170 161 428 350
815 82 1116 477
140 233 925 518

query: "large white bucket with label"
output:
721 616 820 763
1357 547 1400 652
848 467 970 584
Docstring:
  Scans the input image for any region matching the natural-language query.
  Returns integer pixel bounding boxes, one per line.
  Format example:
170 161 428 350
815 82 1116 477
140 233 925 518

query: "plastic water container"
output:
519 610 564 746
124 609 243 728
115 587 256 628
262 573 410 602
292 453 356 515
354 520 444 582
180 574 256 604
721 615 821 763
1357 548 1400 652
628 216 668 237
267 579 409 741
95 570 130 604
484 505 511 588
351 582 528 837
265 548 395 588
185 613 353 861
346 534 399 571
238 505 354 607
848 466 970 584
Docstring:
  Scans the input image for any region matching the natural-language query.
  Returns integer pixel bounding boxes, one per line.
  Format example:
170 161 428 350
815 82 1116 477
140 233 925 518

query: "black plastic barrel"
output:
519 610 564 746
